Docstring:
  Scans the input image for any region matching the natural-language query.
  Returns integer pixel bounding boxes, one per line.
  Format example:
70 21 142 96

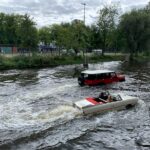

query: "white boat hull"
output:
74 93 138 115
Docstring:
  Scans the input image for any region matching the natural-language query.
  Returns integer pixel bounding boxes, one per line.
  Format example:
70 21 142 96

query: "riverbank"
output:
0 54 125 70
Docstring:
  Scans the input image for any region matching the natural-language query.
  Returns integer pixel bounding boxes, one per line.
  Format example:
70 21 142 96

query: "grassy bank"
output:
0 54 125 70
133 55 150 62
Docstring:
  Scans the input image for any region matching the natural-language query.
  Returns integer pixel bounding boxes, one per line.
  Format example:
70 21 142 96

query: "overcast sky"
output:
0 0 149 27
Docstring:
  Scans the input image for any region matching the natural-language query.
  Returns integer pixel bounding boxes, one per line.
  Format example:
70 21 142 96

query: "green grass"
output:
0 53 125 70
129 52 150 62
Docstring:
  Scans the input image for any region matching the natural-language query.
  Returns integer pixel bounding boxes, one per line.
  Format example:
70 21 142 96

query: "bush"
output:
0 53 124 70
143 51 150 56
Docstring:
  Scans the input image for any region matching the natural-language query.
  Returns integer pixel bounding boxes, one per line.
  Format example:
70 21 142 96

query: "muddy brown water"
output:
0 61 150 150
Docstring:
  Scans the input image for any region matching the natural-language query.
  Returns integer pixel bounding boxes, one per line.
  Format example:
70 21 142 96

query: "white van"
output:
92 49 102 55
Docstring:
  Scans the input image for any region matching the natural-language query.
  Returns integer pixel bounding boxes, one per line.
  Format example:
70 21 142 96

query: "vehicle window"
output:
97 74 102 79
111 72 116 77
100 74 104 78
116 95 122 101
88 74 96 79
103 74 106 78
103 73 111 78
84 74 88 79
81 73 84 77
107 73 111 78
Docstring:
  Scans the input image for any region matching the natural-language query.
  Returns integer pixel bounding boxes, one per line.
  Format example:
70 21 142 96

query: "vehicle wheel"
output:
78 78 85 86
126 104 133 109
78 81 84 86
119 79 125 82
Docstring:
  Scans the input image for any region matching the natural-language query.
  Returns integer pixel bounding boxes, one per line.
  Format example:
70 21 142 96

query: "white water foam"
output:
35 105 82 122
0 102 82 129
21 83 77 102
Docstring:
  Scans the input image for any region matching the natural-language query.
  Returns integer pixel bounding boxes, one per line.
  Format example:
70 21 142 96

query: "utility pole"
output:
81 3 86 25
81 3 88 68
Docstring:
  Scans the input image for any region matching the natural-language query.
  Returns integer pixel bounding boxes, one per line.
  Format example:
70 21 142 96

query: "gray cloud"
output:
0 0 149 27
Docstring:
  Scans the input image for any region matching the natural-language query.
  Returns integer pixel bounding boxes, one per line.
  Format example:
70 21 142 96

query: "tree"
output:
89 24 102 50
0 13 20 45
47 21 91 55
118 7 150 58
18 14 38 51
4 14 19 45
71 20 87 53
0 13 6 44
145 1 150 11
97 4 118 55
0 13 38 51
50 24 65 49
38 26 51 45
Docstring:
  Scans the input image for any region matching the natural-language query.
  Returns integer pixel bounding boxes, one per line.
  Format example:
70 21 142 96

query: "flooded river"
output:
0 61 150 150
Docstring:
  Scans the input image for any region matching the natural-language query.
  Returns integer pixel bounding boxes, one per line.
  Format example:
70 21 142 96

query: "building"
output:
0 44 17 54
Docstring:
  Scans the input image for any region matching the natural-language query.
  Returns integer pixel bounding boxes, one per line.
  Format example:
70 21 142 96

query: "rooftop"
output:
81 70 114 74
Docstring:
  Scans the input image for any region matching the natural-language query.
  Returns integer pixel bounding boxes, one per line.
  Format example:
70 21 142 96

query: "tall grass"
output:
0 54 124 70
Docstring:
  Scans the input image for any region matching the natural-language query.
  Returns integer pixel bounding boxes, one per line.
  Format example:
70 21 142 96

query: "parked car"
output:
92 49 102 55
78 69 125 86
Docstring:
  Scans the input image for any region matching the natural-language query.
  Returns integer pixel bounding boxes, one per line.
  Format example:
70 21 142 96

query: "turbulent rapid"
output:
0 61 150 150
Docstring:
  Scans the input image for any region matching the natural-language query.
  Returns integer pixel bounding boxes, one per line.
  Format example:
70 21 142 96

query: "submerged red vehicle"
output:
78 70 125 86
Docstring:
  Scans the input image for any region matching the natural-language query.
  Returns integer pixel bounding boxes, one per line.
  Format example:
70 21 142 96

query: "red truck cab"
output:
78 70 125 86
